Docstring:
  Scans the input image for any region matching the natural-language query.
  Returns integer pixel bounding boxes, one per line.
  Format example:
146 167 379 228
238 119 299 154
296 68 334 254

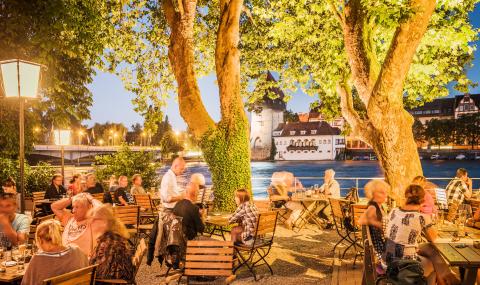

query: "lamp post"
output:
54 129 71 183
0 59 43 213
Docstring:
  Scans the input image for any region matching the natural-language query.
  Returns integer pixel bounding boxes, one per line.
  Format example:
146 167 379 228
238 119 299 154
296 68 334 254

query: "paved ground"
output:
136 224 346 285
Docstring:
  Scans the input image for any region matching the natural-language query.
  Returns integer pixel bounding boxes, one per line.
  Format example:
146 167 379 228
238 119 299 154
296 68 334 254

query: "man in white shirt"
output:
318 169 341 228
160 157 186 209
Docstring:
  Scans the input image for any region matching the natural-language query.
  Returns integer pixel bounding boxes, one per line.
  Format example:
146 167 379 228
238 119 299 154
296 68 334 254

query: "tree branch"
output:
216 0 247 126
337 82 372 141
326 0 345 25
370 0 436 108
341 0 380 105
163 0 215 138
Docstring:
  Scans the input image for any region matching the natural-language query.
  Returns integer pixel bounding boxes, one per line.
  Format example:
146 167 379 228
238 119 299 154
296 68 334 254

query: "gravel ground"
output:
136 224 344 285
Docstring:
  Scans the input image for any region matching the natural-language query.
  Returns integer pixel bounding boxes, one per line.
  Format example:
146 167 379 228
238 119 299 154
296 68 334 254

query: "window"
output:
414 111 422 114
459 106 464 112
290 139 294 145
311 130 317 135
300 130 306 135
424 110 431 114
323 139 327 144
328 139 331 144
259 121 264 126
336 139 345 145
328 150 331 153
433 110 440 114
290 131 296 135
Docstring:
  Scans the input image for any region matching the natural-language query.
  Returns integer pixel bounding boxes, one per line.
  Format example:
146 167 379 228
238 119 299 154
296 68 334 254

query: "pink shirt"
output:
420 192 436 215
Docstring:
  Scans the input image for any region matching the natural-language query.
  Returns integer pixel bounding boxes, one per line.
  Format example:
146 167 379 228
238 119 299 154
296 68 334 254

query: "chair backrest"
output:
113 205 140 227
185 240 234 277
196 187 214 204
90 193 104 202
43 265 97 285
33 191 46 202
253 200 271 213
362 225 377 285
468 199 480 214
132 238 147 277
351 204 368 228
253 211 278 244
435 188 448 210
134 194 156 211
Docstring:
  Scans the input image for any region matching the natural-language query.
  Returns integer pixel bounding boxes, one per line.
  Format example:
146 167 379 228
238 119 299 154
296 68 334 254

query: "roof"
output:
273 121 341 137
454 94 480 109
408 94 480 117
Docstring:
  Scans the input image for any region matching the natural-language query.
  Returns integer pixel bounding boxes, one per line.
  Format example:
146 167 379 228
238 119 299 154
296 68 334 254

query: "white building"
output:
250 72 286 160
273 121 345 160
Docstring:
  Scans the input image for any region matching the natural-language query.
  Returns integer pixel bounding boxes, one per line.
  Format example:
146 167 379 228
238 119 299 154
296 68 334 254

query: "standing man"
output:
446 168 472 205
160 157 186 210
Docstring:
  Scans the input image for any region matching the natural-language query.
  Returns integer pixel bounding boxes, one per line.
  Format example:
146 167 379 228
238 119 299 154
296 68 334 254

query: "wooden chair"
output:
95 238 147 284
32 191 46 217
29 214 55 242
91 193 104 203
234 211 278 281
180 240 235 284
113 205 140 245
195 187 214 206
350 204 368 266
133 194 158 223
361 225 377 285
266 187 289 225
43 264 97 285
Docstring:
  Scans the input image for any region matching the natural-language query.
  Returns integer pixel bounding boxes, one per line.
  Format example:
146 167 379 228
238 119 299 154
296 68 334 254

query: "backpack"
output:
376 259 426 285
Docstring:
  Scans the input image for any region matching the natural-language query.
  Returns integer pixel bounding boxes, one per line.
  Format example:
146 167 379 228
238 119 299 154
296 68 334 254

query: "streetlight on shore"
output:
77 130 85 145
54 129 71 183
0 59 43 213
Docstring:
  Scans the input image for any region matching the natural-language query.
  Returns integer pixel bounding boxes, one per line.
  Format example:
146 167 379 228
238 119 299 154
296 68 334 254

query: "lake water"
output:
160 160 480 199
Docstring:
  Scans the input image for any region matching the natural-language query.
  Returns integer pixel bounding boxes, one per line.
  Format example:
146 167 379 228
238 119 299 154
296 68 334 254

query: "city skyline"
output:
86 6 480 131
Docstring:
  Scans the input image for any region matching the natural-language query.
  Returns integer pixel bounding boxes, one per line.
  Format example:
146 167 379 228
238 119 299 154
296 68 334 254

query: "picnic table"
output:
434 223 480 285
291 194 328 229
205 213 232 241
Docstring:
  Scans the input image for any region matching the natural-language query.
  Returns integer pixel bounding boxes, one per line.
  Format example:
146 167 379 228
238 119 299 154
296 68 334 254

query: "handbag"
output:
376 259 426 285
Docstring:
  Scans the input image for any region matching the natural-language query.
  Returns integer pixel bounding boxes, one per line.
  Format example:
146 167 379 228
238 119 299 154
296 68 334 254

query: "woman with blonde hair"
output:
22 220 88 285
89 205 134 281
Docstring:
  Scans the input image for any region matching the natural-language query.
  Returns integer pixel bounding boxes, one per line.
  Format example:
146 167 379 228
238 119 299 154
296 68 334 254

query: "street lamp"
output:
98 139 105 146
54 129 71 183
77 130 85 145
0 59 43 213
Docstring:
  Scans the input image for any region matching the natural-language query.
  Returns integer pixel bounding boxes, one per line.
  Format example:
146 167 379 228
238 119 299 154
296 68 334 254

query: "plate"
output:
1 261 17 267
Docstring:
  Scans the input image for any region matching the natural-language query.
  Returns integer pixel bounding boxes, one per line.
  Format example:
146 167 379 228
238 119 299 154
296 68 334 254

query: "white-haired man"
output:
318 169 340 228
160 157 186 210
51 193 102 256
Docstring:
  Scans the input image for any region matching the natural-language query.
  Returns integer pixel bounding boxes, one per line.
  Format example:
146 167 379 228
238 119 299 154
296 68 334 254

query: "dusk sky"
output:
86 6 480 131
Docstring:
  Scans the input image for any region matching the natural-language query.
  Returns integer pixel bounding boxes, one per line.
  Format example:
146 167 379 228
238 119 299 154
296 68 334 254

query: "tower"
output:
250 72 286 160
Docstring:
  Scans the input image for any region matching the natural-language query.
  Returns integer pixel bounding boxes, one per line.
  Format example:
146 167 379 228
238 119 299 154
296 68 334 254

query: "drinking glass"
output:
16 254 24 272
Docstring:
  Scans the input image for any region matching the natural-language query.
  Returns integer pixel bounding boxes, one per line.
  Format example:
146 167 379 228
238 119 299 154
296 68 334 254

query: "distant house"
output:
272 121 345 160
408 93 480 123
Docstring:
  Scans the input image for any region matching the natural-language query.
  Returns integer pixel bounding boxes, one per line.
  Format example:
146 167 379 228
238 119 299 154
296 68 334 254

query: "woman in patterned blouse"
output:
229 189 259 245
384 184 459 285
89 205 134 281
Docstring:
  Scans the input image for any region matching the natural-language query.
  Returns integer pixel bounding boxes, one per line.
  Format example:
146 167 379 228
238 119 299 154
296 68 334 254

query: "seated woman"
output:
22 220 88 285
268 171 303 229
412 176 437 215
384 184 459 285
229 189 259 245
89 205 134 281
359 180 389 268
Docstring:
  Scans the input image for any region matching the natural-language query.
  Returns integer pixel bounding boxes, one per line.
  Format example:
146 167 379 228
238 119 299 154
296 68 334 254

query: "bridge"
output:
32 145 163 161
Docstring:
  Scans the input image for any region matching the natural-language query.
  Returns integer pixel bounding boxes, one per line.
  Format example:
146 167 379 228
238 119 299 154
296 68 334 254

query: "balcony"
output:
286 145 318 151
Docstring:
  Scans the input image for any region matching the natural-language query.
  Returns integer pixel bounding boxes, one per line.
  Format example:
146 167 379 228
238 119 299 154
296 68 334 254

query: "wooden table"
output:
205 214 232 241
0 262 27 283
434 224 480 285
291 195 328 229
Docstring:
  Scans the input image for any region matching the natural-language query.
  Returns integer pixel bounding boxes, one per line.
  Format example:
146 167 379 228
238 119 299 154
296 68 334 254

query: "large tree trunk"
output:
337 0 436 200
163 0 249 211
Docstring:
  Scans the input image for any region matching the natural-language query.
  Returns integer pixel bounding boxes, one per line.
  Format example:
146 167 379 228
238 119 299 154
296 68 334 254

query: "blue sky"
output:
86 5 480 131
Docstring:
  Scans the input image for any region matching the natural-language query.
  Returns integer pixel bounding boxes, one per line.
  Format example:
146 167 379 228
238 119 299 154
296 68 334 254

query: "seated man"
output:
45 174 66 199
269 171 304 229
446 168 472 205
0 193 30 249
84 173 104 195
173 183 205 240
114 176 129 206
318 169 341 228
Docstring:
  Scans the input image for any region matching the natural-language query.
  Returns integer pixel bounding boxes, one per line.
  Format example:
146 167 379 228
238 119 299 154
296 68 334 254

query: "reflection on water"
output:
158 160 480 199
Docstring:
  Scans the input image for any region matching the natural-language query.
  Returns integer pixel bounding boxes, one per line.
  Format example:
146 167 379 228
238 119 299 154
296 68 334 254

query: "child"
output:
229 189 259 245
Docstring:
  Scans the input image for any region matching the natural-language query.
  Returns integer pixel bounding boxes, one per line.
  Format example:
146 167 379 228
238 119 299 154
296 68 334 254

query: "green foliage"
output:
269 138 277 160
455 113 480 149
240 0 479 116
0 0 115 128
0 158 56 195
200 121 251 212
424 119 456 147
90 122 128 145
412 119 426 143
93 144 160 189
284 110 299 123
159 132 183 157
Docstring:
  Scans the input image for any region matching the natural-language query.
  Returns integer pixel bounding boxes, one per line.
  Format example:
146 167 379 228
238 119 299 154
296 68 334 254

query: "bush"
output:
0 158 56 196
94 144 160 189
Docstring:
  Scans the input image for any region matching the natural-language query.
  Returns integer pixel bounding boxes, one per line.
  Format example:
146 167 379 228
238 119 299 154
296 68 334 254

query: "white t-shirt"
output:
320 180 341 197
160 169 182 208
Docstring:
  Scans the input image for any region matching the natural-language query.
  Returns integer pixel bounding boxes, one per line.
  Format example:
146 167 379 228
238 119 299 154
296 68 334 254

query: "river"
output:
160 160 480 199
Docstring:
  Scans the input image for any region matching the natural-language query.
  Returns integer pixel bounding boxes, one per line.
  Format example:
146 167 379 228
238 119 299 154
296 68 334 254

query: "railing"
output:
251 176 480 198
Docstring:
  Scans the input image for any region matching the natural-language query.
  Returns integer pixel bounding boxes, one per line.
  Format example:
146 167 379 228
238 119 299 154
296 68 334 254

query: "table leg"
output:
462 267 478 285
